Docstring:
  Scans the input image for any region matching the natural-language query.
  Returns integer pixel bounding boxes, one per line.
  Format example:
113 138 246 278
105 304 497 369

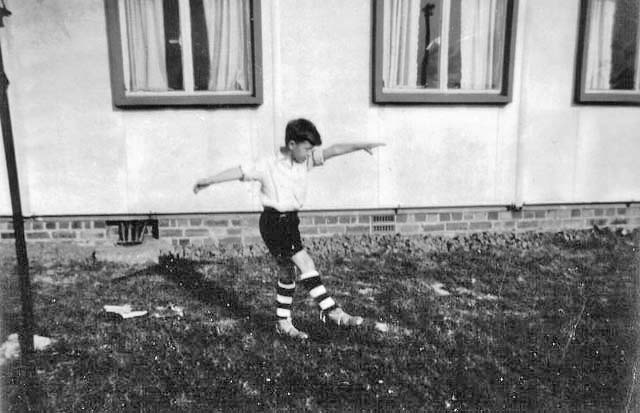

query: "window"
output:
373 0 518 104
105 0 262 107
575 0 640 104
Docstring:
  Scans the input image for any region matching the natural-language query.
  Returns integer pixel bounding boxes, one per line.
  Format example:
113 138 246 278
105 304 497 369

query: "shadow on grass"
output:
118 254 277 335
131 255 372 343
160 256 251 317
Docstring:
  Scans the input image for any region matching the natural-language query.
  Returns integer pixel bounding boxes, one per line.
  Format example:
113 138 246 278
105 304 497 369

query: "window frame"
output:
575 0 640 105
104 0 263 107
372 0 519 105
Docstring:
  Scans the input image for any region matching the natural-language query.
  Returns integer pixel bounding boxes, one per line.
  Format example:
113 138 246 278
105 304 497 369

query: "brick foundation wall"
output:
1 203 639 247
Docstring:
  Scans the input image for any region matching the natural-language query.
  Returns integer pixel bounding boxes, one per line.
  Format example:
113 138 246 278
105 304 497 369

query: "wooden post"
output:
0 6 36 372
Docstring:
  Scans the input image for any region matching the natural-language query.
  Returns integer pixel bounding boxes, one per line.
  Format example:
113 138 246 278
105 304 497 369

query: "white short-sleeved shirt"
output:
240 148 324 212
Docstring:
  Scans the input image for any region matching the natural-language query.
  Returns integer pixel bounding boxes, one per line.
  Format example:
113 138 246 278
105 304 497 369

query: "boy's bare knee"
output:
291 249 316 274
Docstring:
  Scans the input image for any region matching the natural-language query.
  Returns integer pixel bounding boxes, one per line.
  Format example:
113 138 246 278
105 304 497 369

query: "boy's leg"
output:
291 249 363 326
274 259 308 339
259 210 308 339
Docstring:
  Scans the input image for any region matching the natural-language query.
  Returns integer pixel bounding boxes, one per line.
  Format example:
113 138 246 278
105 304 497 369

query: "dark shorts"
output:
259 207 304 264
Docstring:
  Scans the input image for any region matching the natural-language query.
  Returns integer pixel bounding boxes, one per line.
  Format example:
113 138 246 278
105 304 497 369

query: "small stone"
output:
431 282 451 296
374 322 389 333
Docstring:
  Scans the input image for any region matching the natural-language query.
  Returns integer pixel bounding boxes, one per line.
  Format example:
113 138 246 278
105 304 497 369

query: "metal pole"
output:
0 7 35 365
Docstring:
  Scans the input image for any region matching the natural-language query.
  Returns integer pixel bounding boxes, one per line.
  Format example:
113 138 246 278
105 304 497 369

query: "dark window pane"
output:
163 0 184 91
447 0 461 89
417 0 442 89
610 0 638 90
190 0 211 91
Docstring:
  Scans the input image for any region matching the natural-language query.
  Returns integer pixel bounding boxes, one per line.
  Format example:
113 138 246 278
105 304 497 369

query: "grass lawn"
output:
1 228 639 411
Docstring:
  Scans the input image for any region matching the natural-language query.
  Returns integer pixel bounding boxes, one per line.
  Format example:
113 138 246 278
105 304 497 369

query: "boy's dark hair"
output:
285 118 322 146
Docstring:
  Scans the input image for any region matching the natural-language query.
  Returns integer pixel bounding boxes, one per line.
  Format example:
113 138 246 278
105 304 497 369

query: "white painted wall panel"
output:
574 108 640 202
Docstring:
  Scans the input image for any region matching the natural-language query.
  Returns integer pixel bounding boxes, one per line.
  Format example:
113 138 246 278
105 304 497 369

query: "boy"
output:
193 118 383 339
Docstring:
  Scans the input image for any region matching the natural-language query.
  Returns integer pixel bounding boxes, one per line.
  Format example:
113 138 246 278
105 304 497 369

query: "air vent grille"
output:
372 215 395 232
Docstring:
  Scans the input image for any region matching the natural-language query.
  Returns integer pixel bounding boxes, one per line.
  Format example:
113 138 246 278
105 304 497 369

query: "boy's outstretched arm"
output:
322 143 385 161
193 166 243 194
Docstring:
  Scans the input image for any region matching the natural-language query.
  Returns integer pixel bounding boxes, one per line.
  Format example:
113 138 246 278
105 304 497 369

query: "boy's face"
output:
288 140 314 164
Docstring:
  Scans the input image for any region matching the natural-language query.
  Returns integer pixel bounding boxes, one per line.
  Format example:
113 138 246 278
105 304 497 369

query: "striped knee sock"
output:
300 271 338 313
276 281 295 320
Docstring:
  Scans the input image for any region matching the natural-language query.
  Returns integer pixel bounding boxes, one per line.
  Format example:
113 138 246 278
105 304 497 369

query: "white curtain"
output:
383 0 422 88
459 0 506 90
125 0 168 91
202 0 253 91
586 0 616 90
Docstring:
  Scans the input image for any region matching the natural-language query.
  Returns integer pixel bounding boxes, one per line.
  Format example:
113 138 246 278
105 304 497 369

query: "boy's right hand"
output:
193 180 208 194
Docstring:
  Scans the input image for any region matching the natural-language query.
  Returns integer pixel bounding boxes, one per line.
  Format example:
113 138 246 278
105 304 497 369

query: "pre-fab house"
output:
1 0 639 246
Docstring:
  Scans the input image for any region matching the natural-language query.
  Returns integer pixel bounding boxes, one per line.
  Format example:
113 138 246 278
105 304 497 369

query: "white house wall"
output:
516 0 640 204
574 108 640 201
0 0 638 217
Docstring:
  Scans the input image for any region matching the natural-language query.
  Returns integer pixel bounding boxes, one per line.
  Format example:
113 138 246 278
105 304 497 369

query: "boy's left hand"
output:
361 143 385 155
